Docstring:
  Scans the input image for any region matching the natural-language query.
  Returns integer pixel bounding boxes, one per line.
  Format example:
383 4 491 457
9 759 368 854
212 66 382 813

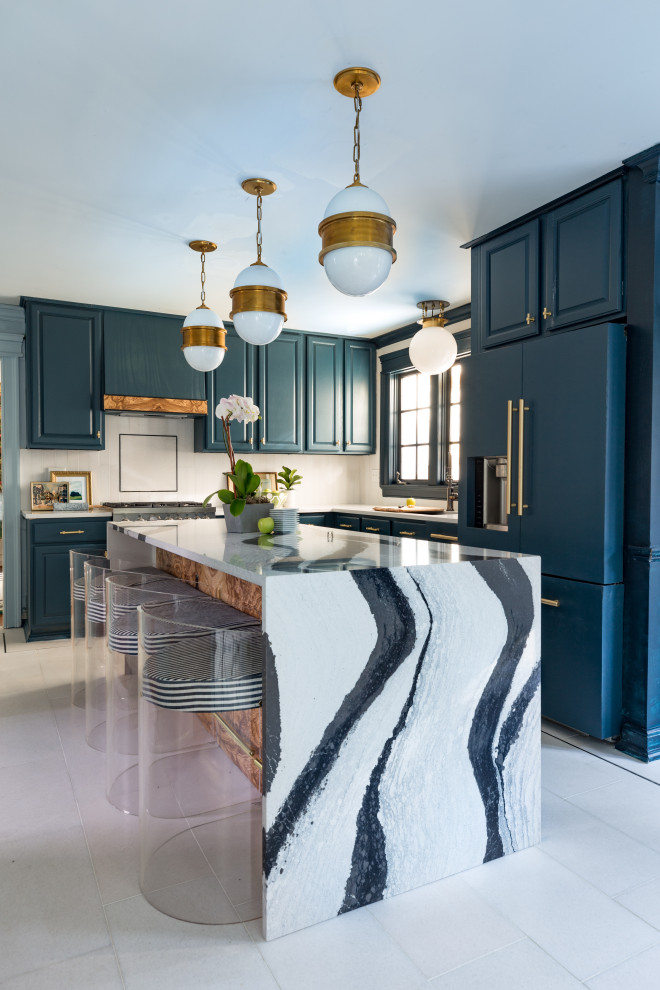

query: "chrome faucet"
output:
446 477 458 512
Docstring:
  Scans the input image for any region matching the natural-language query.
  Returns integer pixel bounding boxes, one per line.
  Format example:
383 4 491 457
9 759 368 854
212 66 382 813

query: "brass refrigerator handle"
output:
506 400 513 514
541 598 560 607
517 399 529 516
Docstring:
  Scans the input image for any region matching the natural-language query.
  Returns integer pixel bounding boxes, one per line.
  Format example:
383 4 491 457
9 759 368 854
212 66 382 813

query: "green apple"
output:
258 516 275 535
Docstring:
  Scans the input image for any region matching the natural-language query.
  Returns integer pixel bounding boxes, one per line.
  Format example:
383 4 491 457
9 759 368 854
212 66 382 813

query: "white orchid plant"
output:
203 395 267 516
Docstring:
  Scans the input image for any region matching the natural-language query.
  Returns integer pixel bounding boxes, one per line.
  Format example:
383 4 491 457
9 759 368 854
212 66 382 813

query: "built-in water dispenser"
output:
473 456 508 530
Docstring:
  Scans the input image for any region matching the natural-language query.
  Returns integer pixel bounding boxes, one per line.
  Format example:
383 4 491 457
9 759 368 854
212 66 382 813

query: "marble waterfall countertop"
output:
108 519 541 940
109 517 519 587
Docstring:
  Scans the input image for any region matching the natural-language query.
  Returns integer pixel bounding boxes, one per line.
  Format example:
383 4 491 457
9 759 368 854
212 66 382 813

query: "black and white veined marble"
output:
262 556 540 940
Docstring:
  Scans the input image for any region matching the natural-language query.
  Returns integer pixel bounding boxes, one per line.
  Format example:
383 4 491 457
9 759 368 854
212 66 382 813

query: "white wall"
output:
19 414 361 510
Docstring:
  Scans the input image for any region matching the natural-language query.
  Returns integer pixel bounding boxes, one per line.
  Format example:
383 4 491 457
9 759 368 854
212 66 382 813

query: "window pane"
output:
401 410 417 446
417 374 431 407
400 374 417 411
450 364 462 404
449 443 460 481
417 408 430 444
417 445 429 480
401 446 417 479
449 404 461 443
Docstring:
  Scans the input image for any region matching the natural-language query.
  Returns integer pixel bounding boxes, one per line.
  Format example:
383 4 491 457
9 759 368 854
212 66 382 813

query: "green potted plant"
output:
277 466 303 508
203 396 271 533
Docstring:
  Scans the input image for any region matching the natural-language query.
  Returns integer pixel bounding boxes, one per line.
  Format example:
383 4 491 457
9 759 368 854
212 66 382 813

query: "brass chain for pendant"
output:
256 191 263 263
200 251 206 305
352 83 362 184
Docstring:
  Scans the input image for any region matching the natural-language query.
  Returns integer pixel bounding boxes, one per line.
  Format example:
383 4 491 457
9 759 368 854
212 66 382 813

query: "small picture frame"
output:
30 481 70 511
224 470 278 497
49 470 92 506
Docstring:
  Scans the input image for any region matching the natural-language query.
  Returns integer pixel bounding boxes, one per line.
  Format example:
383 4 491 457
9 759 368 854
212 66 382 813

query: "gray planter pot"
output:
223 502 271 534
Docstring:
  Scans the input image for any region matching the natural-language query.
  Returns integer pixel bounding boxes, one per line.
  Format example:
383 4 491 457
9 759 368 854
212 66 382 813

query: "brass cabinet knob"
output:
249 437 253 445
96 430 101 439
346 440 351 446
335 441 340 446
526 313 535 325
543 307 552 319
262 437 265 443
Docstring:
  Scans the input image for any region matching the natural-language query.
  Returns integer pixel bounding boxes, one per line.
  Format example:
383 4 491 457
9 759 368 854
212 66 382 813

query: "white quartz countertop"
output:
22 509 113 520
110 518 525 587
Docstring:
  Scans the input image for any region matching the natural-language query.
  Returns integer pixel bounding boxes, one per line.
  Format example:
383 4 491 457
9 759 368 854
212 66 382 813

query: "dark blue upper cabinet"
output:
305 336 343 452
476 220 540 350
259 331 304 453
24 300 104 449
543 179 623 331
104 310 206 400
194 327 256 454
344 339 376 453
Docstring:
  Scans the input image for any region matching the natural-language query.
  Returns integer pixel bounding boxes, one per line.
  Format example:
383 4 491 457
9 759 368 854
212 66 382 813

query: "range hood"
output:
103 395 207 417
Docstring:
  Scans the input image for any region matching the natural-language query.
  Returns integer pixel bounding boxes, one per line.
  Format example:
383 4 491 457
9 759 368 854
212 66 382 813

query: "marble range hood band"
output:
103 394 208 416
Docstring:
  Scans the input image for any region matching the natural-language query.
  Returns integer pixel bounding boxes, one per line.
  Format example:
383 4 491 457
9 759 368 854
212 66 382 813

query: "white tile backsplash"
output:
19 415 361 509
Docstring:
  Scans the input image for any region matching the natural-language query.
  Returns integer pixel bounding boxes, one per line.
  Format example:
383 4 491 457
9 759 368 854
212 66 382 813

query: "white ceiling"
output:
2 0 660 337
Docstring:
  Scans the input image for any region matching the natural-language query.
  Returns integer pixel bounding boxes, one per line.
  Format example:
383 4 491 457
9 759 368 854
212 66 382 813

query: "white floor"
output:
3 634 660 990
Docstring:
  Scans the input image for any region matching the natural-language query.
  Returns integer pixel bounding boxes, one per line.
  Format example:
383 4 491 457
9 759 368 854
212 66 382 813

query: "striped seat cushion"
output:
142 629 263 712
73 577 86 602
140 598 259 653
108 583 206 655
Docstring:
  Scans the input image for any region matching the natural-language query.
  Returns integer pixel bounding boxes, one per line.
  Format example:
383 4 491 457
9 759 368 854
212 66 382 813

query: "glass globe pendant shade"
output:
181 305 227 372
318 184 396 297
409 324 457 376
229 263 287 346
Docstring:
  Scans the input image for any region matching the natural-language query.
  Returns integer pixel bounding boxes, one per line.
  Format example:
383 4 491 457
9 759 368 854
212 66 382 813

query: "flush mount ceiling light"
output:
181 240 227 372
229 178 288 346
409 300 458 375
318 67 397 297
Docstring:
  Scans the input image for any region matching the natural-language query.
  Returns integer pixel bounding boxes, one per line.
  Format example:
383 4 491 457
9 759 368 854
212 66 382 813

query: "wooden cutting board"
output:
372 505 446 514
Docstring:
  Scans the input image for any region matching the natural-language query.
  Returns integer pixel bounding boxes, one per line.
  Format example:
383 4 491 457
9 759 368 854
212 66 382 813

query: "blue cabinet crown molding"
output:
370 303 471 350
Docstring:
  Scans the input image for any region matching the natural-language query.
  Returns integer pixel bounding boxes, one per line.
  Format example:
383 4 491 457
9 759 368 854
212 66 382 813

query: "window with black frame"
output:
379 328 468 499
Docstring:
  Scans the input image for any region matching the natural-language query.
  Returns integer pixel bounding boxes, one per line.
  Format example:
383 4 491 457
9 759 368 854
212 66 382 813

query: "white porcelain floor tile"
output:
585 942 660 989
366 874 523 979
246 906 428 990
541 718 581 741
568 777 660 852
567 733 660 784
105 894 280 990
0 704 65 769
0 755 80 842
541 735 628 797
0 825 111 982
616 876 660 929
461 846 659 980
76 795 142 904
0 947 124 989
428 937 584 989
540 811 660 896
541 787 600 840
3 631 71 653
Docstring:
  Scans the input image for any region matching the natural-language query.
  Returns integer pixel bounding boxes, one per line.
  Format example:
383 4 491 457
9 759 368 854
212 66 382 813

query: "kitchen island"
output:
108 519 541 940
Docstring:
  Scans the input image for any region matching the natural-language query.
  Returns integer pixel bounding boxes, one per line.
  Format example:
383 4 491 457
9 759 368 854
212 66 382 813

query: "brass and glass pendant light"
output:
181 241 227 372
230 178 288 345
409 300 457 375
318 67 396 296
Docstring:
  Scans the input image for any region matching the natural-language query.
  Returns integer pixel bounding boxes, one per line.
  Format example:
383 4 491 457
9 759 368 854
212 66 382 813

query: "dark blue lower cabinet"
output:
392 519 428 539
25 520 107 640
360 517 391 536
335 514 360 532
299 513 328 527
426 523 459 544
540 574 623 739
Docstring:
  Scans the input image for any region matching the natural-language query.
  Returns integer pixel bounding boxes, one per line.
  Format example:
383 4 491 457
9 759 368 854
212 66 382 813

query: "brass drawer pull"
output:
430 533 458 541
399 530 416 536
543 307 552 319
541 598 560 607
526 313 535 325
60 529 85 535
339 523 353 528
365 526 379 532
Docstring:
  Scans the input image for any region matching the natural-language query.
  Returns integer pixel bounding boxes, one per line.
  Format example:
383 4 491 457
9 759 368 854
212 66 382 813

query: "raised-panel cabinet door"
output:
476 220 540 349
520 323 626 584
30 546 73 632
25 301 104 449
344 339 376 453
258 331 304 453
194 327 256 453
305 336 343 452
543 179 623 330
458 346 523 552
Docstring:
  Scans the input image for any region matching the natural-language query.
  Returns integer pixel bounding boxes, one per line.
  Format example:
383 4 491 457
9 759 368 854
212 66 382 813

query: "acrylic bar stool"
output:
105 573 208 815
83 561 164 752
138 602 263 924
70 547 108 708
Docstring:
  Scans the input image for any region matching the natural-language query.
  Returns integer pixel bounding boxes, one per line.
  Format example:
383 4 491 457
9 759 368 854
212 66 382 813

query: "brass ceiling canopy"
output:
417 299 450 328
333 66 381 98
241 178 277 197
188 240 217 254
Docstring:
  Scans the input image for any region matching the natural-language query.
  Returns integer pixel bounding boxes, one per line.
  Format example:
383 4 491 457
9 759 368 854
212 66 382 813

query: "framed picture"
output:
30 481 69 511
49 470 92 505
224 470 278 496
